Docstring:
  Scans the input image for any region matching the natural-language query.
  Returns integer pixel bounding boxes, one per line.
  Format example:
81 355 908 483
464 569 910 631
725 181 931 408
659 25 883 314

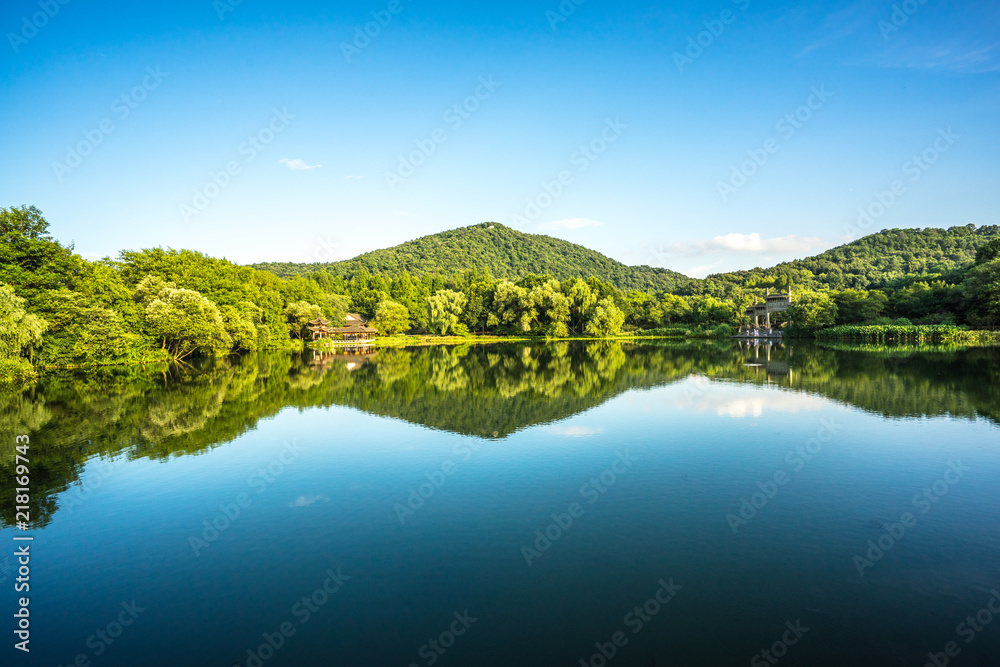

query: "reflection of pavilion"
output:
736 339 795 385
309 348 378 372
307 313 378 346
739 289 793 339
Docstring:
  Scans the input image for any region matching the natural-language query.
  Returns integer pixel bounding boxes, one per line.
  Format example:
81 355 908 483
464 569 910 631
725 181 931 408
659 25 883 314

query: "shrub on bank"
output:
814 324 999 344
0 357 38 390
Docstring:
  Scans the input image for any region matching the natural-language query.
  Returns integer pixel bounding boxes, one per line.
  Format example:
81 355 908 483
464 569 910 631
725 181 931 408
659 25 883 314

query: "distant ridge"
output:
252 222 1000 293
252 222 693 293
707 225 1000 289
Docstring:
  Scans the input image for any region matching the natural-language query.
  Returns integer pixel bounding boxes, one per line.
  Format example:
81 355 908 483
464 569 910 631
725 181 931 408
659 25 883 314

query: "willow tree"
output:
136 277 232 359
0 283 47 385
283 301 322 339
427 290 467 335
585 298 625 337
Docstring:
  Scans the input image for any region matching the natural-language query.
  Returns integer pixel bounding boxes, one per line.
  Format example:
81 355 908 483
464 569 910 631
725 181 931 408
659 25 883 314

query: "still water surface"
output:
1 341 998 666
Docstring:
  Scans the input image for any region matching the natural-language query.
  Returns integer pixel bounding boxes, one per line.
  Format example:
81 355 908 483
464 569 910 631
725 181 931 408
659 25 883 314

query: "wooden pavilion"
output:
307 313 378 343
740 288 794 337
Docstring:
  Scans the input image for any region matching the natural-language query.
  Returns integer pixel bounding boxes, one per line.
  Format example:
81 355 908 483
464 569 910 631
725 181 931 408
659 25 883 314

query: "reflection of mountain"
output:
723 341 1000 425
2 341 998 528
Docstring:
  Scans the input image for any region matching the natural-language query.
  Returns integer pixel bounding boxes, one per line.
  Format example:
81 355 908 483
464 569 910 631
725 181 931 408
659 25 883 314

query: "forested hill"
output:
252 222 692 293
707 225 1000 290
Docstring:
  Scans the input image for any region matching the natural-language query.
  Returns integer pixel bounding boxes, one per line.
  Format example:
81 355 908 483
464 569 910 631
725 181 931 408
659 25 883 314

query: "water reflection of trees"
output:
2 341 998 529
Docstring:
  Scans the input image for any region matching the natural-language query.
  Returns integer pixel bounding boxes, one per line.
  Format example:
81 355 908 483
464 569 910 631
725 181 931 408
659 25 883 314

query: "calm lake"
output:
2 341 999 666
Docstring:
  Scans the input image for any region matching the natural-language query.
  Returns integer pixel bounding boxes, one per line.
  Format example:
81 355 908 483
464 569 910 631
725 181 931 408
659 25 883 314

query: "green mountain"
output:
252 222 692 292
707 225 1000 290
253 223 1000 295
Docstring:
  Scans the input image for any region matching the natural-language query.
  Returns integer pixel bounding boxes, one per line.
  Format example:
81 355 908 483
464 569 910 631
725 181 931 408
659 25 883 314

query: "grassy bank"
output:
308 326 736 350
814 324 1000 345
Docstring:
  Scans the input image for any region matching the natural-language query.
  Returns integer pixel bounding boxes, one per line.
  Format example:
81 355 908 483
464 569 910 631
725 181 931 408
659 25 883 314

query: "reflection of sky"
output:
4 378 999 665
670 380 828 418
544 425 607 438
289 495 329 508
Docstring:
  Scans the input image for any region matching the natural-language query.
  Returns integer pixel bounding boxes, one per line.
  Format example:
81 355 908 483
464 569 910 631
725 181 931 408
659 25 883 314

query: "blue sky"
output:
2 0 998 277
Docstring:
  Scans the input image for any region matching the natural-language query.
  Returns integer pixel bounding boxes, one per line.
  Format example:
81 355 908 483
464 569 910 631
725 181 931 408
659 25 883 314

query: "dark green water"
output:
1 341 999 666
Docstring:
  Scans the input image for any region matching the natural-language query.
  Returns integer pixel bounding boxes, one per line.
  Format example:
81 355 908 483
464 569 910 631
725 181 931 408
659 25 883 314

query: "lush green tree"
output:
284 301 322 339
624 291 657 329
561 277 597 334
348 270 389 318
221 305 260 352
491 280 533 332
0 208 82 309
889 280 962 322
0 205 52 241
0 283 47 362
323 294 351 327
372 299 411 336
833 289 889 324
655 293 691 326
145 286 232 358
427 290 467 335
456 268 494 333
529 280 571 337
787 292 837 328
689 295 737 326
134 275 177 305
975 238 1000 264
71 307 147 365
962 253 1000 328
585 297 625 336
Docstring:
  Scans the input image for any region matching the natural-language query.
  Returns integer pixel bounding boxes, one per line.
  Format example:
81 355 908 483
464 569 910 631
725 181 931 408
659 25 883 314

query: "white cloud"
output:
653 233 824 259
342 174 364 180
280 158 322 171
539 218 604 231
685 260 725 279
712 233 821 253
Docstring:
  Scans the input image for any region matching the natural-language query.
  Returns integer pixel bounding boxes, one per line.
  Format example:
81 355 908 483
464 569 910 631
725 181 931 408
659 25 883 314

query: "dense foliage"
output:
704 225 1000 291
253 222 693 292
814 325 999 344
2 205 999 382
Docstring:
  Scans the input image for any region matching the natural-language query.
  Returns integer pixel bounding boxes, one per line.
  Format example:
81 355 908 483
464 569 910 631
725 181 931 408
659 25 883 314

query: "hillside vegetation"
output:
2 205 999 386
253 222 692 293
706 225 1000 291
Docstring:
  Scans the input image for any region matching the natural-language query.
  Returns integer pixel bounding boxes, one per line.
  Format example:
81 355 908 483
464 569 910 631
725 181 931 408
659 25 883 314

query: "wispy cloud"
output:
795 2 879 57
280 158 322 171
794 3 1000 73
657 233 823 258
647 233 827 278
539 218 603 231
342 174 364 180
871 41 1000 73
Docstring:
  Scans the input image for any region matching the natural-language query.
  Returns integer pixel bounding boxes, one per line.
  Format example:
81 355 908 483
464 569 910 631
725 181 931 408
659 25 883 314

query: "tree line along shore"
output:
2 206 999 387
